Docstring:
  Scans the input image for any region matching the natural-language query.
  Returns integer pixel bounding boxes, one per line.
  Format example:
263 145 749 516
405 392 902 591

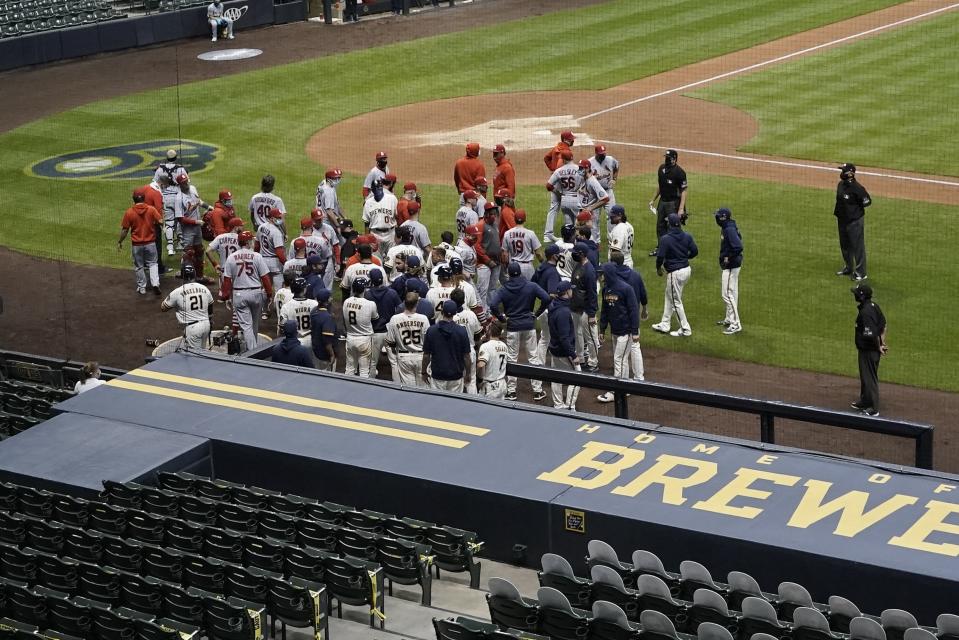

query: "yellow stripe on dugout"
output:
107 379 472 449
127 369 489 437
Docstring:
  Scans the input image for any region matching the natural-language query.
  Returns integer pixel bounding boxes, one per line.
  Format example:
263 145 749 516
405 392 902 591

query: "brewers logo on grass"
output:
27 139 220 181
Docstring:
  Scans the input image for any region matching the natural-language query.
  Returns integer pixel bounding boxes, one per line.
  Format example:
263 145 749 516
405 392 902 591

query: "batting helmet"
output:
448 256 463 275
561 223 576 242
714 207 732 224
237 230 254 244
175 173 190 185
325 168 342 180
181 264 196 281
561 131 575 144
292 277 307 295
351 278 369 294
667 213 682 227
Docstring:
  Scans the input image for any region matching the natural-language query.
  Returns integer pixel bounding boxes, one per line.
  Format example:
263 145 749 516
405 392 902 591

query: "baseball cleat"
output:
648 247 659 256
716 319 730 326
504 392 517 401
836 269 852 276
152 286 162 296
211 36 217 41
597 392 615 403
722 326 741 335
669 329 692 337
850 401 868 411
862 408 879 417
651 323 670 333
228 34 234 39
854 273 867 281
532 391 547 401
167 247 174 256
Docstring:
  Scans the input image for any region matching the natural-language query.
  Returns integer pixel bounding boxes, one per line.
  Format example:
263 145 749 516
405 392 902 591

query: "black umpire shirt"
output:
855 300 885 352
657 164 688 202
834 180 871 223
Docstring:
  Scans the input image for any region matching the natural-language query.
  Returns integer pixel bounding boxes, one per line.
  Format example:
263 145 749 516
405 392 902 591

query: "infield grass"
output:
690 8 959 176
2 0 952 390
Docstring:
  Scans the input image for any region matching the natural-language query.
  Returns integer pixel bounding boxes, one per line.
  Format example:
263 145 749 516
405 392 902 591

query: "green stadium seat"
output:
126 510 166 546
224 564 275 606
283 546 325 583
25 519 66 554
335 527 377 562
427 525 482 588
203 527 244 564
16 485 52 520
88 502 127 537
242 536 286 575
324 555 385 629
215 502 258 535
160 584 210 628
0 543 37 582
165 519 204 555
537 586 590 640
384 516 432 544
202 595 266 640
119 573 165 616
4 580 49 628
0 482 17 512
294 518 336 553
182 555 227 593
77 562 121 604
256 511 296 544
101 534 144 573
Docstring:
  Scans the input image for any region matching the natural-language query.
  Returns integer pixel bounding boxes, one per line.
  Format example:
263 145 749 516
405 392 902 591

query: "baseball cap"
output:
441 299 458 316
175 173 189 185
375 151 388 160
340 218 354 229
851 282 873 298
463 190 478 201
166 149 177 160
573 242 590 255
384 173 397 184
594 144 606 154
839 162 857 173
406 255 421 268
293 238 307 250
609 204 625 217
484 202 498 211
576 210 592 223
407 201 421 214
495 188 510 199
228 217 244 228
667 213 682 227
404 182 417 192
132 187 146 199
311 208 323 220
325 168 342 179
268 207 283 219
238 230 254 243
561 131 575 143
315 288 332 304
306 255 323 266
514 209 527 223
405 277 427 295
493 144 506 153
474 177 488 187
218 189 232 201
545 244 561 258
369 268 384 284
507 262 522 277
554 281 572 296
300 217 313 229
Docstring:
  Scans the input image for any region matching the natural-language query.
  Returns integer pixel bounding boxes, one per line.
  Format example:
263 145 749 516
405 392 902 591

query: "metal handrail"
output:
507 363 935 470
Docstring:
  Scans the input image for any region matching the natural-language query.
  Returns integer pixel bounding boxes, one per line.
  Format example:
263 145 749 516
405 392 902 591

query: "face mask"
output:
330 178 340 188
223 199 233 207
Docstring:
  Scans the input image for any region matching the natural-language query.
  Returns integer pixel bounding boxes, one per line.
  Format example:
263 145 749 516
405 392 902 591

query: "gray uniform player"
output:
153 150 187 255
577 160 610 244
502 212 542 280
173 175 210 260
249 174 286 231
477 325 509 399
316 169 345 230
161 265 214 349
257 208 287 292
400 203 431 255
279 278 318 351
343 278 379 377
455 191 480 242
363 152 389 198
589 145 619 228
385 293 430 387
386 229 423 283
221 231 273 351
545 155 583 242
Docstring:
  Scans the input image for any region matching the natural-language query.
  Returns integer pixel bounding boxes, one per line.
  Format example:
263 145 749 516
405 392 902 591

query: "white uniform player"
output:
477 333 509 399
589 146 619 208
341 261 379 294
257 213 286 291
363 155 388 196
578 172 610 243
316 170 344 228
173 182 203 239
452 304 481 394
554 240 575 281
385 307 430 387
426 281 480 317
503 223 541 280
222 236 271 351
273 285 293 325
545 160 584 241
608 207 635 267
386 243 422 282
343 286 379 377
249 188 286 231
279 295 318 350
362 189 398 262
161 273 214 350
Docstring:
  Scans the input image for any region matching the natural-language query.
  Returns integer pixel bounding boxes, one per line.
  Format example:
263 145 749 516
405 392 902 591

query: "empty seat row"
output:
0 379 72 403
580 542 956 640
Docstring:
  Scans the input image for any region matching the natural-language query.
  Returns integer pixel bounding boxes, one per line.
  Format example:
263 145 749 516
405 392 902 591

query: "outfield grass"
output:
690 9 959 176
2 0 952 390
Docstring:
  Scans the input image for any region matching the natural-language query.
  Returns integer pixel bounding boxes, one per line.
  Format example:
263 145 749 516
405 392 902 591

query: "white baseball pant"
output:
265 257 284 293
610 334 637 380
544 191 560 241
476 264 500 307
505 328 543 395
372 231 394 264
345 335 373 377
431 378 464 393
549 353 581 410
483 378 507 399
660 266 691 332
394 353 423 387
465 351 477 394
515 261 534 281
721 267 741 329
183 320 211 350
370 332 387 378
535 308 550 365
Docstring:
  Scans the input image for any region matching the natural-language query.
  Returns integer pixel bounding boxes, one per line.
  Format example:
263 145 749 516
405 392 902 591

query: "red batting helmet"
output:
237 230 254 244
325 168 342 179
175 173 189 185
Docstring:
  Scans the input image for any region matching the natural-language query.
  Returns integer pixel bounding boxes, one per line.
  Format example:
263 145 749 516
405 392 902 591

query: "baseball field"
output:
0 0 957 460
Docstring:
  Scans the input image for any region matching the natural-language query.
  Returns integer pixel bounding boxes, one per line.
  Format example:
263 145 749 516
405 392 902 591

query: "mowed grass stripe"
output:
107 379 473 448
126 369 489 436
691 8 959 176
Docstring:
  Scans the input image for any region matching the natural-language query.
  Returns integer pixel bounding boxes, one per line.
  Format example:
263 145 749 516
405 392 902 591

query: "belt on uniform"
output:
372 228 392 233
515 260 532 263
234 287 263 290
183 320 207 326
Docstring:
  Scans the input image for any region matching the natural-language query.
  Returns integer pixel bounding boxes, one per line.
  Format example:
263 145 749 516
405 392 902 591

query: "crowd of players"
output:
119 135 745 410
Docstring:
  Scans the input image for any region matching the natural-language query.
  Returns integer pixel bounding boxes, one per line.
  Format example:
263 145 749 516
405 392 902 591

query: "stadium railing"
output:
506 363 935 470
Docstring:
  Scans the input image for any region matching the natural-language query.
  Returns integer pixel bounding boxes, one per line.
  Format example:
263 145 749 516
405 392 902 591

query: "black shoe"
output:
152 286 162 296
850 401 868 411
836 269 852 276
863 408 879 417
585 365 600 373
648 248 658 256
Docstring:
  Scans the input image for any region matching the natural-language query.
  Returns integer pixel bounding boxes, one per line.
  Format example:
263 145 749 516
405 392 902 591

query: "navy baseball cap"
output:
573 242 590 254
405 277 427 296
406 254 421 268
369 268 384 284
667 213 682 227
282 319 298 337
839 163 856 173
609 204 625 218
306 255 322 265
441 299 458 316
315 288 331 303
507 262 522 277
554 281 572 295
545 244 561 257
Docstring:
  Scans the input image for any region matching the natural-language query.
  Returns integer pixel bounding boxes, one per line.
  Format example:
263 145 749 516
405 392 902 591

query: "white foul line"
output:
579 2 959 121
595 139 959 188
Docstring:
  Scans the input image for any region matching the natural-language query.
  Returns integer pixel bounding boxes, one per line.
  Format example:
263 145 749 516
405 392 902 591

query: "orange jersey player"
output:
492 144 516 199
544 130 576 172
453 142 486 194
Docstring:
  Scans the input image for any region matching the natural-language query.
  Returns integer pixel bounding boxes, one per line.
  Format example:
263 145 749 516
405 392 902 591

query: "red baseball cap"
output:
561 131 575 143
474 177 488 187
238 230 254 243
375 151 388 160
293 238 307 249
268 207 283 219
383 173 397 184
325 168 342 179
403 182 417 192
594 144 606 154
218 189 232 201
228 217 244 228
300 217 313 229
407 201 421 214
132 187 146 198
311 207 324 220
495 188 510 198
493 144 506 153
514 209 527 223
576 210 592 223
484 202 497 211
175 173 189 185
463 190 478 200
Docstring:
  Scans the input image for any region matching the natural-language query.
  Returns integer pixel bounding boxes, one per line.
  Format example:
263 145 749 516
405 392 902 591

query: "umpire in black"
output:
648 149 688 256
851 282 886 417
834 163 872 281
